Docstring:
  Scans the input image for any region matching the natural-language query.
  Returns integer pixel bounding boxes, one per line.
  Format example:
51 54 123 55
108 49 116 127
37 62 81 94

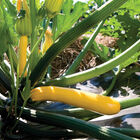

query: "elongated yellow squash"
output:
31 86 120 115
19 36 27 76
16 0 32 77
42 30 53 54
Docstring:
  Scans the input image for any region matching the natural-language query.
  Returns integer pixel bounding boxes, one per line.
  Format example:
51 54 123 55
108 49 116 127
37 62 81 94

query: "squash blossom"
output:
45 0 64 18
17 0 21 13
42 30 53 54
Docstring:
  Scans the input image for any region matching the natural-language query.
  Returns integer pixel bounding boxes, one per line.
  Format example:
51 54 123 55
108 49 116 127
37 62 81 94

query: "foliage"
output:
0 4 17 56
82 37 116 62
122 0 140 13
101 0 140 51
52 0 88 40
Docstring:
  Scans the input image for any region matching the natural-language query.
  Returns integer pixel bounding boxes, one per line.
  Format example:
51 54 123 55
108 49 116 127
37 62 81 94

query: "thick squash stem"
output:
19 36 28 77
31 86 120 115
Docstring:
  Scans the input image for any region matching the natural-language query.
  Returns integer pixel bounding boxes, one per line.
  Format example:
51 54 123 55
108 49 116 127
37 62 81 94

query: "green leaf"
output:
94 0 104 7
52 0 88 40
120 51 140 69
0 4 17 57
36 0 44 10
0 7 5 35
101 8 140 52
121 0 140 13
89 41 116 62
4 0 17 17
0 68 11 92
0 7 9 56
116 10 140 51
22 79 31 101
12 0 16 4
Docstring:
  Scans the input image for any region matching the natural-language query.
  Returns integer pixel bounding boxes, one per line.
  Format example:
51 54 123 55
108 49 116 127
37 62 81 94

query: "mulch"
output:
51 34 118 78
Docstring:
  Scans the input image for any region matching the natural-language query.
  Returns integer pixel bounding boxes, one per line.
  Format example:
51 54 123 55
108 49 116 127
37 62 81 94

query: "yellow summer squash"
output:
31 86 120 115
42 30 53 54
18 36 28 76
16 0 32 77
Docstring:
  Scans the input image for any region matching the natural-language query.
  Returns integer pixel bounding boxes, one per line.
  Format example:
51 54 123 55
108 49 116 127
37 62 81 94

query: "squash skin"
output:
31 86 120 115
19 36 27 76
42 30 53 54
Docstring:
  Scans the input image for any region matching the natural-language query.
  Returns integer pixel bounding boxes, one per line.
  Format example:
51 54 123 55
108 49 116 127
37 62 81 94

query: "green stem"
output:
120 97 140 110
6 46 17 72
30 0 128 85
102 74 118 96
31 19 50 54
32 107 101 120
14 64 19 117
14 46 20 117
46 65 52 81
12 98 28 131
52 16 57 41
29 0 37 50
118 65 140 81
8 47 16 116
43 39 140 86
110 128 140 138
0 106 139 139
6 40 15 83
103 66 121 96
63 20 105 76
19 120 86 138
20 107 136 140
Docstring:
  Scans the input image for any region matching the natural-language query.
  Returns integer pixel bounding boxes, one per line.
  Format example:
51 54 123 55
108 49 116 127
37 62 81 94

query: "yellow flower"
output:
42 30 53 54
16 0 32 36
45 0 64 18
17 0 21 12
17 0 29 15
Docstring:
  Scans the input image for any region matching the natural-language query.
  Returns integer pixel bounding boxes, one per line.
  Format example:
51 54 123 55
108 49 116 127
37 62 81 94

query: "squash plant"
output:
0 0 140 139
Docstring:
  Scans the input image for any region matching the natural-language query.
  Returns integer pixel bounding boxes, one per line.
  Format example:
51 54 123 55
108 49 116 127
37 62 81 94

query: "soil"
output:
51 34 118 78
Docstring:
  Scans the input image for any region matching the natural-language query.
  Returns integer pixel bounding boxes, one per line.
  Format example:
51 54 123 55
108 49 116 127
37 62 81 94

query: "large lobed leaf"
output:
100 0 140 52
0 3 17 57
0 7 9 56
52 0 88 40
122 0 140 13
